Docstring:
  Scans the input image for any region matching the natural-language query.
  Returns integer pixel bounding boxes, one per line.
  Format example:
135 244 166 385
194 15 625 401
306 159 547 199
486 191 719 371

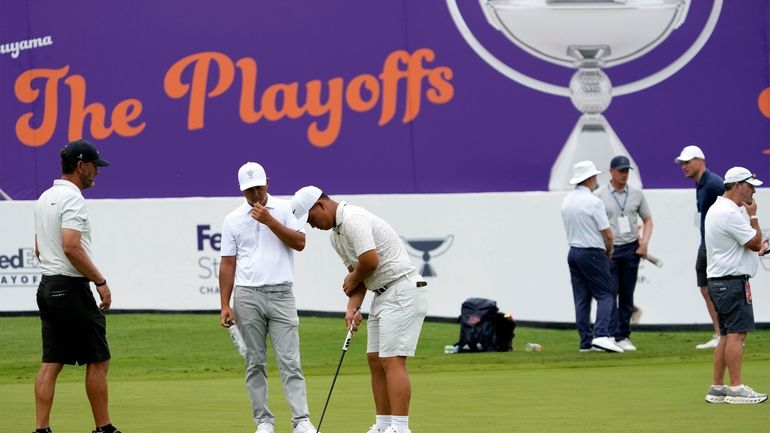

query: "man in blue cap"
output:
594 155 654 351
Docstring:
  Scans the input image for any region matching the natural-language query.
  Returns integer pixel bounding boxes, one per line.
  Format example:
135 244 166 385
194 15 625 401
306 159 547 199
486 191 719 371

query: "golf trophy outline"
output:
447 0 723 190
402 235 454 277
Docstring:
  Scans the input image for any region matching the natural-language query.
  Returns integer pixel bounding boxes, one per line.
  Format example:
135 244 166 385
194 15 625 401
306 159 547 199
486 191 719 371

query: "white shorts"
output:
366 279 428 357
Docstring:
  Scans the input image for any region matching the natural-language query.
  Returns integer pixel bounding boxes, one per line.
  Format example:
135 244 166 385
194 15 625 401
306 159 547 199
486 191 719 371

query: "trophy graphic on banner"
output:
403 236 454 277
447 0 723 190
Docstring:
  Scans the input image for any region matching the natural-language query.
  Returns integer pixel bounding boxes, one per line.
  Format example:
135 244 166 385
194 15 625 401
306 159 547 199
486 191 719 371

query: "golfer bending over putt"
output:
292 186 428 433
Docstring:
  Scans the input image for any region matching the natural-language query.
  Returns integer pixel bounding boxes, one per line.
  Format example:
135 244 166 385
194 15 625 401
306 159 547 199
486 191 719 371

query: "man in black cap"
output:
594 155 653 352
33 139 121 433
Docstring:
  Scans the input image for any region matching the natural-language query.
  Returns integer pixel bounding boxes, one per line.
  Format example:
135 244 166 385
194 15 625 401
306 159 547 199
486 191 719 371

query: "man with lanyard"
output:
676 145 724 350
594 156 653 352
219 162 317 433
291 186 428 433
703 167 767 404
561 161 623 353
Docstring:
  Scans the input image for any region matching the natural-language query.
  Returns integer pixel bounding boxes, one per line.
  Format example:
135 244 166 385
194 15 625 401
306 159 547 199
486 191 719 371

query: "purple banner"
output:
1 0 769 199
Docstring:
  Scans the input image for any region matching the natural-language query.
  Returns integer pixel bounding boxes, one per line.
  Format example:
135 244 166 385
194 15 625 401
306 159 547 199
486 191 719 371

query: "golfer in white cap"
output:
219 162 317 433
292 186 427 433
561 161 624 353
703 167 767 404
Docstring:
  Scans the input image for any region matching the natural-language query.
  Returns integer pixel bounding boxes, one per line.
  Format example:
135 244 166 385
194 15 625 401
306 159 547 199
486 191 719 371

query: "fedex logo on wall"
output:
196 225 221 295
0 247 41 287
197 225 221 252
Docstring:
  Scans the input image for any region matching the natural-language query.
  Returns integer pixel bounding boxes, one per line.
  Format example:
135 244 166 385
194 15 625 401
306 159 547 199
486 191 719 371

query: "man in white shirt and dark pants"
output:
219 162 317 433
561 161 624 353
703 167 768 404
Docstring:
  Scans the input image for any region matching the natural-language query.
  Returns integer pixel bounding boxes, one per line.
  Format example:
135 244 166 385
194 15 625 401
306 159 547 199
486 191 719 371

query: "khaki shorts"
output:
366 280 428 357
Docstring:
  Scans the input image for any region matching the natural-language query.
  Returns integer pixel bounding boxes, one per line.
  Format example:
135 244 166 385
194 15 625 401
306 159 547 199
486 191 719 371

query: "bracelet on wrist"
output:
750 215 759 220
95 280 107 287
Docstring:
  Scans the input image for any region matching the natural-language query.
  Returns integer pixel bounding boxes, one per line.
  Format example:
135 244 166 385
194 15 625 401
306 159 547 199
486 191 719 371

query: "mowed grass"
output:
1 314 768 432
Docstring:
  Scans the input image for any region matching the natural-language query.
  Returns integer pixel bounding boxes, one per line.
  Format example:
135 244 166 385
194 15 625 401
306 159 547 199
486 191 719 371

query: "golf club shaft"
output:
316 340 348 433
317 309 360 433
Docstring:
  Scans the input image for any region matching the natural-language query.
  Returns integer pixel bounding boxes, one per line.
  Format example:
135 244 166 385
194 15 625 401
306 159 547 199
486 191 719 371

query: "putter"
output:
317 308 360 433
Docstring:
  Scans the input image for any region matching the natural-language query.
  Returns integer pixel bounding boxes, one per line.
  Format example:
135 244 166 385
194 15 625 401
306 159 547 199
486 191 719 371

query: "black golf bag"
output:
455 298 516 352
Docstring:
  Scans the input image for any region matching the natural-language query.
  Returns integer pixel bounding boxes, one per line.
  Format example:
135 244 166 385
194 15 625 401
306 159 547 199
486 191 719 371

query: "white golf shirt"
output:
330 201 417 291
561 186 611 249
34 179 93 277
220 195 303 286
705 196 759 278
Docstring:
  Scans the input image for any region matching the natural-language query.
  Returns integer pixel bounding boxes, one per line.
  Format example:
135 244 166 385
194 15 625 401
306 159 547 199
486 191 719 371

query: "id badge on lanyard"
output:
618 215 631 234
612 191 631 234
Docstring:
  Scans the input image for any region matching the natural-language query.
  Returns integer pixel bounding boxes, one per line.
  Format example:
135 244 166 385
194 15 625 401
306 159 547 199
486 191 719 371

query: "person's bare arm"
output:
601 228 614 260
219 255 237 327
251 203 305 251
62 228 111 310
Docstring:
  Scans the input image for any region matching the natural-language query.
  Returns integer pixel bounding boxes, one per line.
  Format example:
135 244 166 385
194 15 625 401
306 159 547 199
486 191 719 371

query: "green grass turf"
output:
1 314 768 432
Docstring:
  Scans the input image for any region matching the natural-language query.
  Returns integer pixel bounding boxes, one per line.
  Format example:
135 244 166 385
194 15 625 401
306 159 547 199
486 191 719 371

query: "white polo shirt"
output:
705 196 759 278
330 202 416 291
34 179 93 277
561 186 611 249
220 194 303 287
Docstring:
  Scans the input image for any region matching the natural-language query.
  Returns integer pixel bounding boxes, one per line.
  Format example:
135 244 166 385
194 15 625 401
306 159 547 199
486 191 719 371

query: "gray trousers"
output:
233 284 310 427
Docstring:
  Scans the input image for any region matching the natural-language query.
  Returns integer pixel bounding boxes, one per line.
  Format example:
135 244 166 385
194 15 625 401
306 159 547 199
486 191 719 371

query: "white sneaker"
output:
294 420 317 433
591 336 624 353
383 427 411 433
615 338 637 352
695 335 719 350
256 423 274 433
725 385 768 404
704 385 728 403
366 426 383 433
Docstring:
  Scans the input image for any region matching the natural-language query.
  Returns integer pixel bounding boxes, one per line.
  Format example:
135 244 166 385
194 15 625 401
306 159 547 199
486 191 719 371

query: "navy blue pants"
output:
568 247 615 349
609 241 640 341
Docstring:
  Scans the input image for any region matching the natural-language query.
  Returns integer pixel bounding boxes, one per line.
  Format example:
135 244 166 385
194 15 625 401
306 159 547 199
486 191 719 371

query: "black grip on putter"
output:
316 308 360 433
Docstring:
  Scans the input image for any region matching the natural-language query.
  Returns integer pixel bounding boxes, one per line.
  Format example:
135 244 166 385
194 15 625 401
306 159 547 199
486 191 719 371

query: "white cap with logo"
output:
237 162 267 191
292 186 323 226
675 145 705 163
724 167 763 186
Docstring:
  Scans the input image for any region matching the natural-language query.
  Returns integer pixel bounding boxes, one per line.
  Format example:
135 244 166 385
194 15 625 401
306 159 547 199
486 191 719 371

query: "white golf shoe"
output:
704 385 728 403
256 423 274 433
366 426 383 433
695 335 719 350
591 336 624 353
294 420 317 433
724 385 768 404
615 338 637 352
383 427 411 433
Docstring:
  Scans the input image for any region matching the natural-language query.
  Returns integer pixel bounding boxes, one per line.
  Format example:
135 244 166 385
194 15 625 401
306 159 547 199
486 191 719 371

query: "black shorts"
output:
695 249 708 288
707 278 755 335
37 275 111 365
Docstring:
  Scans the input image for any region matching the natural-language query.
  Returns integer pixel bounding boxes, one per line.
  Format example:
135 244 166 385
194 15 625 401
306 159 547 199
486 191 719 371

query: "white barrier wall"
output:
1 190 768 324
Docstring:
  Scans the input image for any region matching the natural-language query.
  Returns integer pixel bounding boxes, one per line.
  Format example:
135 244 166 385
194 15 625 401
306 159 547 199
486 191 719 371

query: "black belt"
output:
708 275 749 281
373 280 427 295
